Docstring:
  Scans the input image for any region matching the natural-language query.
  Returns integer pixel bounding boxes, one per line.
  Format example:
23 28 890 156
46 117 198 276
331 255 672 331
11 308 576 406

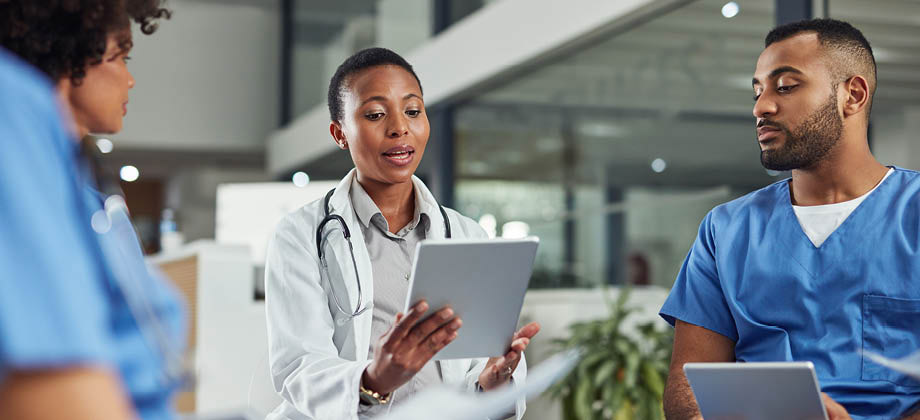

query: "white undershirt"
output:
791 168 894 247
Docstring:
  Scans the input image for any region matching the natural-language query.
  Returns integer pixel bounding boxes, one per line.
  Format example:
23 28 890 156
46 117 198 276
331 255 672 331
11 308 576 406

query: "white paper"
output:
377 349 581 420
862 349 920 380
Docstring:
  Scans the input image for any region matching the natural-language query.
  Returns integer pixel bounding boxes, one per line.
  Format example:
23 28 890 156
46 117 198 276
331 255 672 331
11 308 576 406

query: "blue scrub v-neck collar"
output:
773 167 900 278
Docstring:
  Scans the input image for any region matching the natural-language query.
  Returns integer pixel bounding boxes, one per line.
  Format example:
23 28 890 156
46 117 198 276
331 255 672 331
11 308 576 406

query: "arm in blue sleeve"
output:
659 211 738 341
0 60 114 375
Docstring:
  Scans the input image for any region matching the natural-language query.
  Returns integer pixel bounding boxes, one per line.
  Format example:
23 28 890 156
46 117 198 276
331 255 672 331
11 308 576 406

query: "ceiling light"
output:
292 171 310 187
96 138 114 154
120 165 139 182
578 121 627 138
501 221 530 239
722 1 739 18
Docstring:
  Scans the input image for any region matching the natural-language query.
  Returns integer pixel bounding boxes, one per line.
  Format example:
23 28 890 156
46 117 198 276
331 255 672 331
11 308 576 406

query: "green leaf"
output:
642 360 665 396
578 351 609 378
613 337 632 356
574 375 593 420
645 395 659 420
650 398 664 420
623 351 640 389
549 288 676 420
594 360 618 387
602 384 615 407
614 399 633 420
613 287 631 312
636 395 650 420
608 384 626 413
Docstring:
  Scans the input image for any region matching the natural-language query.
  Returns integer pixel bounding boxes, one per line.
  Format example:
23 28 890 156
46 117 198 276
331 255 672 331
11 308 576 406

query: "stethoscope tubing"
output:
316 188 451 322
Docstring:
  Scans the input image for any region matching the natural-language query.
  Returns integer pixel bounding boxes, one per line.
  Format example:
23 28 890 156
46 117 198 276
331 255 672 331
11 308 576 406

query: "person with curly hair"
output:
0 0 170 137
0 1 183 420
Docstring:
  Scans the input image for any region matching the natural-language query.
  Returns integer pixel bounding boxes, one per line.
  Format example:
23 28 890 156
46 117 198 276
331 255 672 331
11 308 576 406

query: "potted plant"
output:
549 289 673 420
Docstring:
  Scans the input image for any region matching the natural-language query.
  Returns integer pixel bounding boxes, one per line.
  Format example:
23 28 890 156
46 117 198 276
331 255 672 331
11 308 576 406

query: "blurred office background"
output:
91 0 920 418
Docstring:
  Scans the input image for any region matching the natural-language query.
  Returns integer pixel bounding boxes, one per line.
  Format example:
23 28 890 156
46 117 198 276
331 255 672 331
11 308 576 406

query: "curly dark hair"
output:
0 0 171 83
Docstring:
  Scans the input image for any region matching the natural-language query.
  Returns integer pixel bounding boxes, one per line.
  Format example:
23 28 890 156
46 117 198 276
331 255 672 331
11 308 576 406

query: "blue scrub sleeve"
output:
659 211 739 341
0 60 114 376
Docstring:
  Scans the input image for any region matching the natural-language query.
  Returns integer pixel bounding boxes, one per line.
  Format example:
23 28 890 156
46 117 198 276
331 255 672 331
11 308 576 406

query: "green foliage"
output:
549 289 673 420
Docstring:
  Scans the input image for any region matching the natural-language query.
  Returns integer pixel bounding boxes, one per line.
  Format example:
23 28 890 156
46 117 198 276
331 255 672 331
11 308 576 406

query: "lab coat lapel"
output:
323 169 374 361
411 175 448 240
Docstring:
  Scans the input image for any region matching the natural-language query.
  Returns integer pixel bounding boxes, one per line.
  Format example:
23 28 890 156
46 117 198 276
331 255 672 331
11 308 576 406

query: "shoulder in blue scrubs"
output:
660 168 920 419
0 48 186 420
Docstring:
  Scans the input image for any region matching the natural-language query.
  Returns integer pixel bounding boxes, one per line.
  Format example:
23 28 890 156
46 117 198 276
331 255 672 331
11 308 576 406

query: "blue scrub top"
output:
660 168 920 419
0 48 185 420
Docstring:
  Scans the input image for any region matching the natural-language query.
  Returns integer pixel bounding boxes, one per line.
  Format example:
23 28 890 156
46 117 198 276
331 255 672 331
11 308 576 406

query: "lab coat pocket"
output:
861 295 920 387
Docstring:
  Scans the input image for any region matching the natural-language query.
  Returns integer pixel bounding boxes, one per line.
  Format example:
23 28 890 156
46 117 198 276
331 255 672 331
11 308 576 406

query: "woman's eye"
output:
406 110 420 117
777 85 796 93
365 113 384 121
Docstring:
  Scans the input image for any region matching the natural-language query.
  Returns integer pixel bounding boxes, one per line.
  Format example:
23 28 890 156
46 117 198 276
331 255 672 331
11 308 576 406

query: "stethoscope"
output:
316 187 452 322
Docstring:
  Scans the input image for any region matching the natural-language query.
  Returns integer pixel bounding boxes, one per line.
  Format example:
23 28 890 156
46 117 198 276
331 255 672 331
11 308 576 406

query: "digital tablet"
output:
684 362 828 420
403 238 539 360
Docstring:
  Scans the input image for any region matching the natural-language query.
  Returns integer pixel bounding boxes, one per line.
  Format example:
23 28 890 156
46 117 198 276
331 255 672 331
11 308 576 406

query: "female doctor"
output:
264 47 540 420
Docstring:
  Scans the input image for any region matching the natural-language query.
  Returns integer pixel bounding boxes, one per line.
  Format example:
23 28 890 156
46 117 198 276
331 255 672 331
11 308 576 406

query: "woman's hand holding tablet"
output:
362 300 461 397
478 322 541 390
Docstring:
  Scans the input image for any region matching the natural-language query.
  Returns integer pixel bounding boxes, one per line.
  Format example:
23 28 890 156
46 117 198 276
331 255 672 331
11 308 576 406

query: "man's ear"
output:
329 121 348 150
842 75 870 119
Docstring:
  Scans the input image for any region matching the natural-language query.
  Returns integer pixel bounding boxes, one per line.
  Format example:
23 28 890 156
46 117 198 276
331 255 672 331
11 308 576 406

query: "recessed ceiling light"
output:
651 158 667 173
96 138 114 154
120 165 139 182
292 171 310 187
578 121 627 138
722 1 740 18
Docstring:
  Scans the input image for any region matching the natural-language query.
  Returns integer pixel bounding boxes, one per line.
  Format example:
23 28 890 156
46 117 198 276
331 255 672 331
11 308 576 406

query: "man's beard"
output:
759 94 843 171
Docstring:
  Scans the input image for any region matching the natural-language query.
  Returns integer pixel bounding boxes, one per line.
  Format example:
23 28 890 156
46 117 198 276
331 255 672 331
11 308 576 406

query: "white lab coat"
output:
264 169 527 420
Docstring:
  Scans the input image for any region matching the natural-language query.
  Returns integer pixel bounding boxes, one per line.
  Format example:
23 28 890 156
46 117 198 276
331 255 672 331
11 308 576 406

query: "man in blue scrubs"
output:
660 19 920 420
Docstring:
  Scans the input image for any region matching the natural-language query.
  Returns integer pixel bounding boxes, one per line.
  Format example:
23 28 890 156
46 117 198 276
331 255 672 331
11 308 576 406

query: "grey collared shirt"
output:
351 178 443 417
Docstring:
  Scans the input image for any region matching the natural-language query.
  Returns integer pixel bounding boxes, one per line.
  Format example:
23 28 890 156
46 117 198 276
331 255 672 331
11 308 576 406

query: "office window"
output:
453 0 778 288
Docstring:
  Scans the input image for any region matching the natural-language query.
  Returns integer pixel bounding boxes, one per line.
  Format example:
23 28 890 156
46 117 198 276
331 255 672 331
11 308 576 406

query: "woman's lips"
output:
382 146 415 167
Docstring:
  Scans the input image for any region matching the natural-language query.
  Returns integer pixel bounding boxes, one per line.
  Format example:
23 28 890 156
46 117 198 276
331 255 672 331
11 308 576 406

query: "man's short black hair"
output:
765 19 877 104
327 47 422 123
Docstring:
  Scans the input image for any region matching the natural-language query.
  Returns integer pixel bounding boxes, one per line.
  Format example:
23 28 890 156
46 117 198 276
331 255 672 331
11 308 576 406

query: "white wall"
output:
267 0 681 175
291 45 326 117
167 167 272 243
214 180 338 264
117 0 280 152
376 0 432 56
